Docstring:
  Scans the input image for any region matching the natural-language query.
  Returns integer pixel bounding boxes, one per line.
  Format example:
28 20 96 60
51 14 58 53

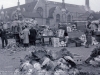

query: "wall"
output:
33 0 88 27
35 18 43 25
25 0 33 4
25 0 38 4
33 0 47 25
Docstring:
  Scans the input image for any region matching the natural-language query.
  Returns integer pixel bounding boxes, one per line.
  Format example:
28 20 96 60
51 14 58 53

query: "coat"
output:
29 28 37 42
85 28 93 45
0 29 7 38
23 28 30 44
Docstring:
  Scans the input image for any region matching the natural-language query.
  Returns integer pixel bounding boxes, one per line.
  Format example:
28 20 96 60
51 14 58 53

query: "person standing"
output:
19 26 25 46
64 31 69 47
85 22 93 48
22 26 30 47
0 27 8 48
29 27 37 46
64 26 69 47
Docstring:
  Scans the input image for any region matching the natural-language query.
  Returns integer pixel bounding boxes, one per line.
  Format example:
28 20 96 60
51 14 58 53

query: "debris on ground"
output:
85 46 100 66
14 48 80 75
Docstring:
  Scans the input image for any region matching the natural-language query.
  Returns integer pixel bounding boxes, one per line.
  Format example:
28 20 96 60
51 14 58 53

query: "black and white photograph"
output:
0 0 100 75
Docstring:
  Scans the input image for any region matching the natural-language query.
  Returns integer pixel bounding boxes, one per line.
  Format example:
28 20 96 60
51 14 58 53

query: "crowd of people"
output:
0 26 8 48
15 25 37 48
0 23 37 49
0 20 100 49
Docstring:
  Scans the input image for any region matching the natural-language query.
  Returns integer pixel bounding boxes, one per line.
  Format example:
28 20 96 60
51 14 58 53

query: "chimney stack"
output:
85 0 90 9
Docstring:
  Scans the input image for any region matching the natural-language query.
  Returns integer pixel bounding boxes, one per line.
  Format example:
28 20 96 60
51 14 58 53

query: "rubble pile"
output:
4 43 25 53
2 42 36 54
14 48 80 75
76 72 95 75
85 46 100 66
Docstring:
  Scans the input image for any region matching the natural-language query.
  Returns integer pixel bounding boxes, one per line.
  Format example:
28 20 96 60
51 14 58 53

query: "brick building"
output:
0 0 92 27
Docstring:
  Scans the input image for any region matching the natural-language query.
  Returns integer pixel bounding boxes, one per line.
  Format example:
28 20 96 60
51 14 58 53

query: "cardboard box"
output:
52 38 60 47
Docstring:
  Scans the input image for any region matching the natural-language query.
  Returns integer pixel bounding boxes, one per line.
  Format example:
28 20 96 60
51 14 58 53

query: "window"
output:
62 14 66 22
46 18 50 25
67 15 71 22
37 7 43 17
56 14 60 22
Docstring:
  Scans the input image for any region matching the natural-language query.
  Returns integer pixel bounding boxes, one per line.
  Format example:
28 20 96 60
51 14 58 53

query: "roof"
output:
22 12 42 18
87 12 100 21
4 1 37 12
0 0 89 20
78 11 90 18
47 1 87 13
0 1 38 20
48 1 88 19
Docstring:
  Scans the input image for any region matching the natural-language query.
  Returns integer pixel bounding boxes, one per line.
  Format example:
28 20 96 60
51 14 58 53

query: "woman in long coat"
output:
22 26 30 47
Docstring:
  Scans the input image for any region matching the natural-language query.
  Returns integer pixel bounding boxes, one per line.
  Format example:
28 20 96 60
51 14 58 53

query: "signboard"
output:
57 29 65 37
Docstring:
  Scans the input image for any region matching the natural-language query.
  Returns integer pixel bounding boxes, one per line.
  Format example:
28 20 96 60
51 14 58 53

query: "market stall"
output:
38 26 67 47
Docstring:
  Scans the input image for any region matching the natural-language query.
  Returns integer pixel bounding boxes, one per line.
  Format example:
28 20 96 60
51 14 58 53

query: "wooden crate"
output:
74 56 83 64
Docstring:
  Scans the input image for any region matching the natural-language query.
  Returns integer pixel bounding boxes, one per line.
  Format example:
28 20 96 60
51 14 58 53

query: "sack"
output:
20 34 24 39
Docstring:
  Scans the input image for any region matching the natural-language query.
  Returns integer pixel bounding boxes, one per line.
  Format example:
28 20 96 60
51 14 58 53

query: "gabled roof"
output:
47 1 88 19
47 1 87 13
3 1 37 12
0 1 38 19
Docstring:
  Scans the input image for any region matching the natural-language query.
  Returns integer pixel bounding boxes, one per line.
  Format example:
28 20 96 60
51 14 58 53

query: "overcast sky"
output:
0 0 100 12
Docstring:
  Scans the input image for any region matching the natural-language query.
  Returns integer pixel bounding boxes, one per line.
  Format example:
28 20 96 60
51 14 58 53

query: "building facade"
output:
0 0 92 27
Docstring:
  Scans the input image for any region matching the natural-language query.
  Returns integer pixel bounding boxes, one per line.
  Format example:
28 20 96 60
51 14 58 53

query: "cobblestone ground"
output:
0 39 100 75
